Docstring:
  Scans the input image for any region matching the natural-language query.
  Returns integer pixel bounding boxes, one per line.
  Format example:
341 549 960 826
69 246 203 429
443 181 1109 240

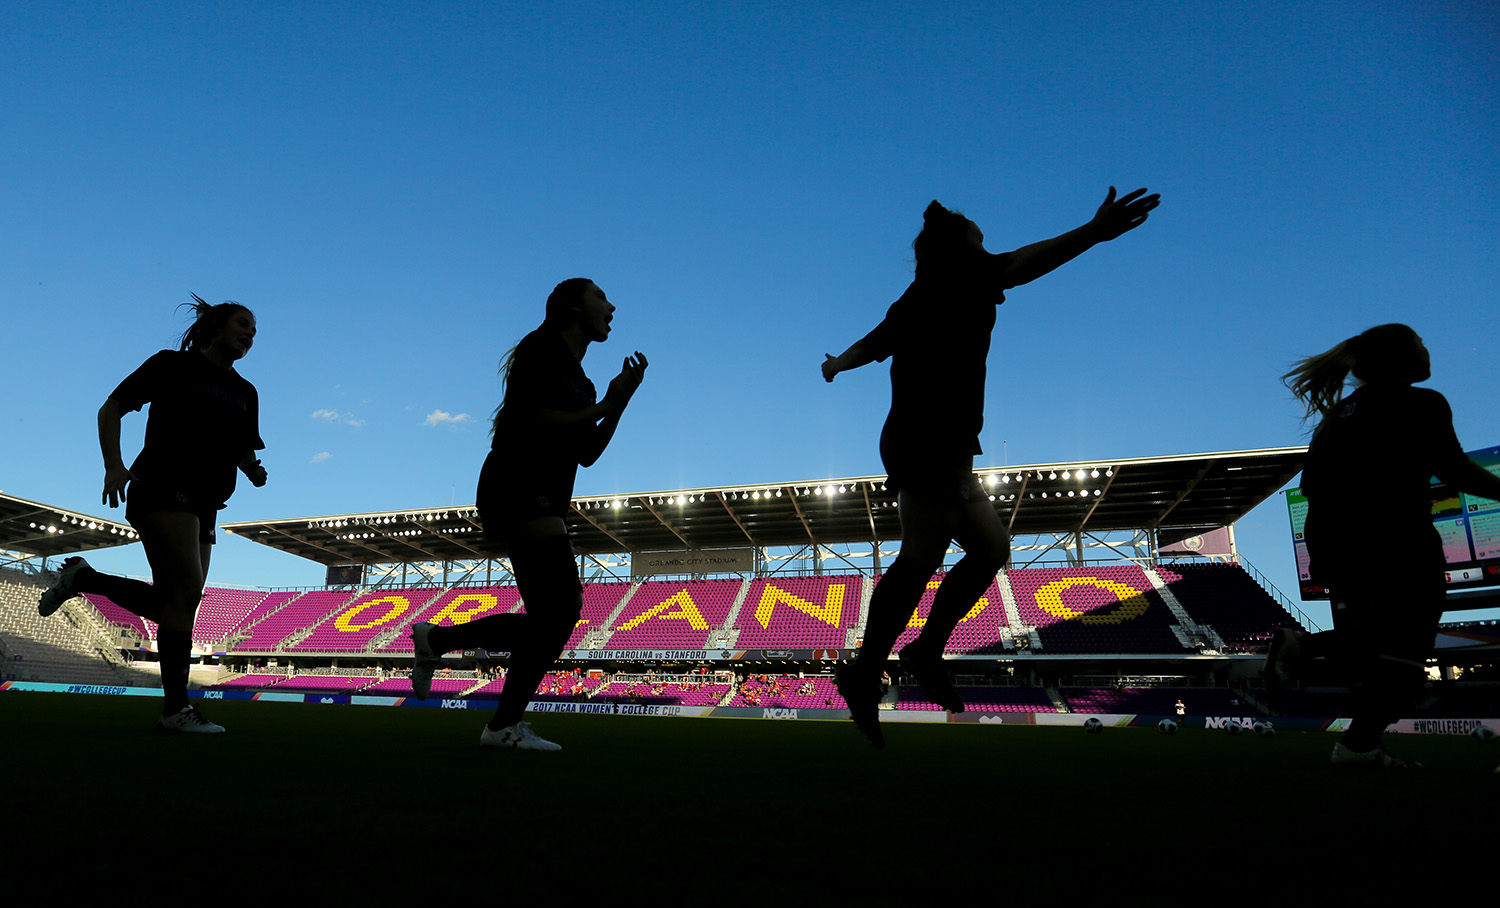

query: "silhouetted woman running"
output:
411 278 647 750
1281 324 1500 767
39 295 267 733
823 188 1159 746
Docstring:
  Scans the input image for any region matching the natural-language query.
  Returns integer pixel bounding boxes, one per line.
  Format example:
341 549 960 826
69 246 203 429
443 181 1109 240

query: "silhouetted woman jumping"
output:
823 188 1159 746
411 278 647 750
1280 324 1500 768
39 295 267 733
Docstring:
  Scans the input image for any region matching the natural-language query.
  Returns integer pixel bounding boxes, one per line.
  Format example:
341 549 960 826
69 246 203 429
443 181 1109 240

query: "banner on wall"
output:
632 548 755 577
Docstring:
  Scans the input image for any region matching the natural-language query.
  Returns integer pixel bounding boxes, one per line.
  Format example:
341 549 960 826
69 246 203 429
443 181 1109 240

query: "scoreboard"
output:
1287 445 1500 600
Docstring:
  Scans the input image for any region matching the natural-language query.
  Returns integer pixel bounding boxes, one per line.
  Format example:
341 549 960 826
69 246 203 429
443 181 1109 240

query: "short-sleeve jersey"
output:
489 327 597 497
109 349 264 508
860 253 1014 455
1301 385 1467 585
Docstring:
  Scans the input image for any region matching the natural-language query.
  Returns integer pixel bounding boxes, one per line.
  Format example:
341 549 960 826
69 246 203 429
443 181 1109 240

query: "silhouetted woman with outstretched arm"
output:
410 278 646 751
1276 324 1500 768
823 188 1159 746
39 295 267 733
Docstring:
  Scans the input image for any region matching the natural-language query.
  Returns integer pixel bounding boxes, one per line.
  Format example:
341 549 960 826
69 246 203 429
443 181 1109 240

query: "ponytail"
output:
177 293 252 352
1284 323 1423 423
1282 338 1358 422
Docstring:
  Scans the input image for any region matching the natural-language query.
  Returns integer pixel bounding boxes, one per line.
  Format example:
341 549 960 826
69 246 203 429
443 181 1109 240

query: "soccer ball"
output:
1472 725 1498 742
1252 721 1276 738
1083 717 1104 734
1223 719 1244 736
1158 719 1178 735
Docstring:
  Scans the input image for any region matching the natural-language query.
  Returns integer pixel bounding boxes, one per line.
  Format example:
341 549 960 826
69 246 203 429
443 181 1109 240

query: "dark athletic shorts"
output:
476 450 572 550
880 427 988 508
124 481 219 545
1328 570 1445 665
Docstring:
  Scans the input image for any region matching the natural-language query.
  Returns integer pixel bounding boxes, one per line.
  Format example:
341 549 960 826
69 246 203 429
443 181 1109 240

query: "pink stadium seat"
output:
734 576 862 648
602 580 742 650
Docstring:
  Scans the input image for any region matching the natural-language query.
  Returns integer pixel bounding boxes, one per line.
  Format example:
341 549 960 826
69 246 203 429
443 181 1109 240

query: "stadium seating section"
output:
20 564 1308 658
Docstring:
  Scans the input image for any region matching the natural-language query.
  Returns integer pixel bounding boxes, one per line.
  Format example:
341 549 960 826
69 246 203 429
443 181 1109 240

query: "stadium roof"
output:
0 490 140 559
220 447 1307 566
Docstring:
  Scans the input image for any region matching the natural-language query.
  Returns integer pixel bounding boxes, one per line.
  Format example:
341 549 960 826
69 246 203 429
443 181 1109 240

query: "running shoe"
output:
410 622 439 700
38 556 90 617
157 705 226 734
480 721 562 751
834 664 885 748
1331 741 1419 769
899 650 965 713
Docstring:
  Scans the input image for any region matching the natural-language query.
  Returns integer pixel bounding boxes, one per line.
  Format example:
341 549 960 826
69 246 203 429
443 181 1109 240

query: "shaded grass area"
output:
5 691 1495 905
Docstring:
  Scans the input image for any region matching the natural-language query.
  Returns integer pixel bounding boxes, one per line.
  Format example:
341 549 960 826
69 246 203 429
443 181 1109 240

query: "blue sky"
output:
3 2 1496 629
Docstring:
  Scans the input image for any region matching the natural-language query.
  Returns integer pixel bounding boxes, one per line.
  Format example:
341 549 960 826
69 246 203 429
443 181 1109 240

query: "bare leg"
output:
133 512 209 714
907 489 1009 658
487 517 580 732
855 487 963 671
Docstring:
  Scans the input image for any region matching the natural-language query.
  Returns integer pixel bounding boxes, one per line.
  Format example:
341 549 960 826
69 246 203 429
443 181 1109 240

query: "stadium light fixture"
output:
1091 469 1100 478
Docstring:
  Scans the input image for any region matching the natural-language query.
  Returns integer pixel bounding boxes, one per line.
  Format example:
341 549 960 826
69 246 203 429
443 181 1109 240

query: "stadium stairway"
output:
598 581 646 635
718 580 754 638
1143 568 1208 645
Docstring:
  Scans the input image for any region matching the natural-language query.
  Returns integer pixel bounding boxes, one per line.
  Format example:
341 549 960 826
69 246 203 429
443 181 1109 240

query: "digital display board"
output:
1287 444 1500 600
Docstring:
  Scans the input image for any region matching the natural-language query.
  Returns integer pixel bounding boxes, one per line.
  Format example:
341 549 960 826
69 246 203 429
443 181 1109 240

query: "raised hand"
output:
822 354 840 383
243 459 269 488
606 351 649 409
102 464 137 508
1090 186 1160 242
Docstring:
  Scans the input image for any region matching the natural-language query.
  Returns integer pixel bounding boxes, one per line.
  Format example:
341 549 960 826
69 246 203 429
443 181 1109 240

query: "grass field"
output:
5 691 1494 905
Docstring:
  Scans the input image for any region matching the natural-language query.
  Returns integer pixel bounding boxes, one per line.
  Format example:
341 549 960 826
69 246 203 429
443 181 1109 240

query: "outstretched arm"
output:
1438 459 1500 504
823 338 876 382
1001 186 1160 288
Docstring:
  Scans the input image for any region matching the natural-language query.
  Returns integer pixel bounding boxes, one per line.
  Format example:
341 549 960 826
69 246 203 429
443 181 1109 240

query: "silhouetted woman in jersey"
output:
411 278 647 750
1280 324 1500 767
823 188 1159 746
39 295 267 733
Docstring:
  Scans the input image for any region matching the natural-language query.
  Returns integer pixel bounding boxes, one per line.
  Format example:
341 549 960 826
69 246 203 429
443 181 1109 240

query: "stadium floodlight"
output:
1061 471 1071 479
1091 469 1100 478
1048 472 1057 480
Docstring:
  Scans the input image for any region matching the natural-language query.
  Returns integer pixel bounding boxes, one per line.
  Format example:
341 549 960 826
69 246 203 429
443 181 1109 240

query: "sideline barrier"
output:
4 683 1494 732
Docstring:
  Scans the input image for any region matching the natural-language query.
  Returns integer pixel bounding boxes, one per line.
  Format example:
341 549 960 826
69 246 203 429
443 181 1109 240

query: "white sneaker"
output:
1331 741 1417 769
479 721 561 751
410 622 440 699
157 705 226 734
38 556 91 617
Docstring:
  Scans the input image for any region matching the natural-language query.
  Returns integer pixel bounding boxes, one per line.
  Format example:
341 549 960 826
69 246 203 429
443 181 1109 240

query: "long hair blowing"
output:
1283 323 1421 422
177 293 252 352
492 277 595 435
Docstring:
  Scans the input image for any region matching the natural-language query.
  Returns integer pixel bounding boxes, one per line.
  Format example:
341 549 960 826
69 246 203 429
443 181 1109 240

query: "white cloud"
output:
424 409 473 427
310 451 332 464
312 408 364 428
